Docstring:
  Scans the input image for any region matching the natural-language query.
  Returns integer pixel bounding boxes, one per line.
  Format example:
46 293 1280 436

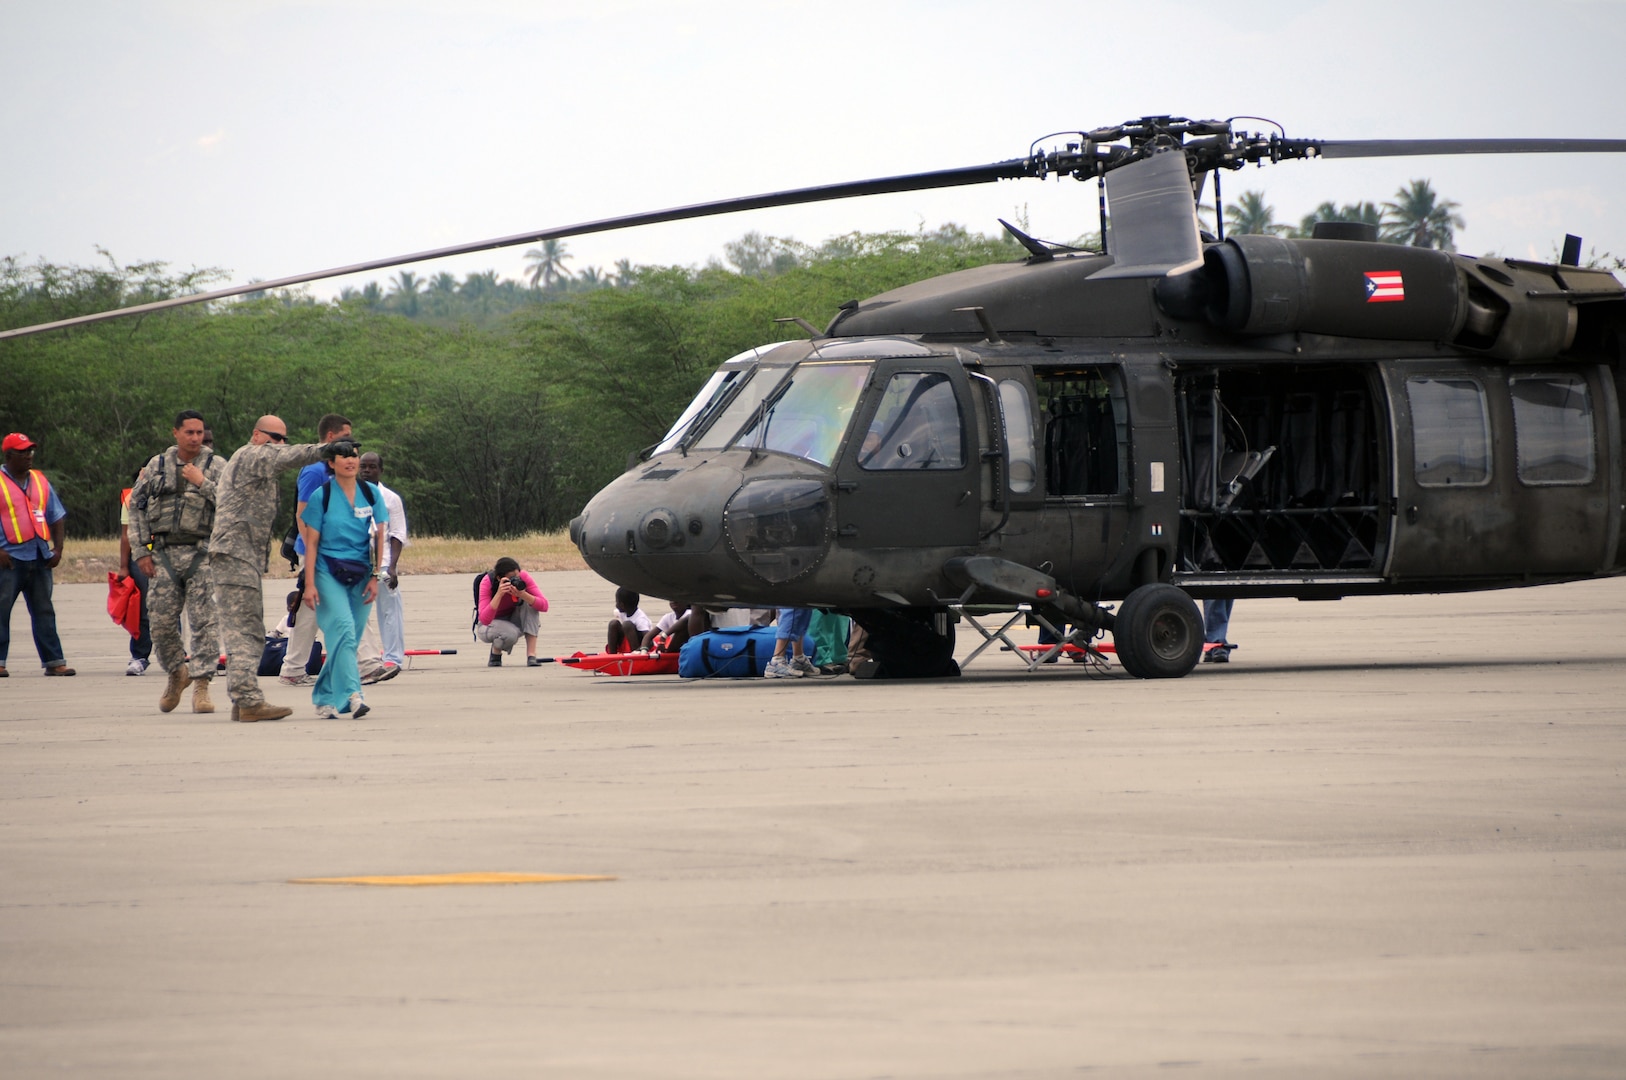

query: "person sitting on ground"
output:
652 600 709 653
607 587 656 653
477 557 548 667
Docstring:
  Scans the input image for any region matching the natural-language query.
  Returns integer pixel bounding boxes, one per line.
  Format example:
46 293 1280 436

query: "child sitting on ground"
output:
607 587 656 653
652 600 709 653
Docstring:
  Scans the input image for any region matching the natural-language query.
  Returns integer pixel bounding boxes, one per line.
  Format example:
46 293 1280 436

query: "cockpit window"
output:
858 372 965 471
690 368 786 451
730 361 872 467
656 342 798 454
655 369 743 454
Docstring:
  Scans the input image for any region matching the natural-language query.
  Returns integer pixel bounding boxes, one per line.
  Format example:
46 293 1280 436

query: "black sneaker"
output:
1203 643 1232 664
488 652 503 667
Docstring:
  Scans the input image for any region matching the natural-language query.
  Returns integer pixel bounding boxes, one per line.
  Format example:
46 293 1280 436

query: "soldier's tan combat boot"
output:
234 701 293 723
192 679 215 714
158 667 192 713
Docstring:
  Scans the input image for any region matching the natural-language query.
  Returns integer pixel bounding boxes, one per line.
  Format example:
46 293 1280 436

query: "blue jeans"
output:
125 560 152 662
1203 599 1234 645
0 557 67 668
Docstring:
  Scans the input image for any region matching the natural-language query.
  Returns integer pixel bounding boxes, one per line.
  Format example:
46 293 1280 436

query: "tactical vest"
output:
0 468 52 547
137 447 218 545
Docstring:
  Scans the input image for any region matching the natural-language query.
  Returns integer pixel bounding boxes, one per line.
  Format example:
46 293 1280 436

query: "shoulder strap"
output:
320 479 333 515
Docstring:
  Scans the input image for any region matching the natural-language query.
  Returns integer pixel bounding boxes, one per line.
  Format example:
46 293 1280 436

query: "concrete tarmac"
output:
3 571 1624 1078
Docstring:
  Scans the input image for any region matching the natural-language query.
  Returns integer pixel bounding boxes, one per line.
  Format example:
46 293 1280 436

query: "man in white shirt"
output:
358 452 409 681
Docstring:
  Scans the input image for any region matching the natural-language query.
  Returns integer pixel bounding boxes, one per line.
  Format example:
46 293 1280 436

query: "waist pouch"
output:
324 557 372 586
677 625 816 678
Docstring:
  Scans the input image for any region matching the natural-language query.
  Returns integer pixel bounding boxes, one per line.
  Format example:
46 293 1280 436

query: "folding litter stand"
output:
952 602 1108 672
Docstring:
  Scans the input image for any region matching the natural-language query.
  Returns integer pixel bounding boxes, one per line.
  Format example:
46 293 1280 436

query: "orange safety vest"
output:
0 468 53 547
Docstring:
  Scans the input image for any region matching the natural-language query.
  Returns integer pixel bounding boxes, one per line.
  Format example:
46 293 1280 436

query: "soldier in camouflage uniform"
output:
207 415 334 723
127 410 226 713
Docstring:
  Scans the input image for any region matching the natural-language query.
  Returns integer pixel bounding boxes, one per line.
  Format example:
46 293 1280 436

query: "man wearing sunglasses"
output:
207 416 343 722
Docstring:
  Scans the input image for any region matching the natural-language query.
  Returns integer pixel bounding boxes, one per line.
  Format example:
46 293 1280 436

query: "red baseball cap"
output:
2 433 37 452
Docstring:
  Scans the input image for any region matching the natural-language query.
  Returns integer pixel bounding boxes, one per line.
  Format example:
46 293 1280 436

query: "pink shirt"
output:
478 570 548 625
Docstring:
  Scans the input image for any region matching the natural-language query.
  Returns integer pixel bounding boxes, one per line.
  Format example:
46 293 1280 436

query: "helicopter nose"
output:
722 477 831 584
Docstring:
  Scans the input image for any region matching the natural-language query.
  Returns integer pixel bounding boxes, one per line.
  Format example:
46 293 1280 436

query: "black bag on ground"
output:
258 636 324 677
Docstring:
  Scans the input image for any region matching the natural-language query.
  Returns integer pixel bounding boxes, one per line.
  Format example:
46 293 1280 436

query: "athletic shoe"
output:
126 657 150 676
347 692 370 719
315 704 339 719
790 655 817 677
278 673 312 686
1203 644 1232 664
488 653 503 667
526 656 544 667
376 663 401 682
763 657 796 679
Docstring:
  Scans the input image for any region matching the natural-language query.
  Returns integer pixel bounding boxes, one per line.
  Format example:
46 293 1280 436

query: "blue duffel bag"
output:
677 625 815 678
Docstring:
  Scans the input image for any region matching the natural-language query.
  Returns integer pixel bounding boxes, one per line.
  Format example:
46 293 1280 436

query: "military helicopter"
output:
8 116 1626 679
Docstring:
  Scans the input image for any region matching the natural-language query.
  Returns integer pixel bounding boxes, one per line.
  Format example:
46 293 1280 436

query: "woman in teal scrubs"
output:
300 441 387 718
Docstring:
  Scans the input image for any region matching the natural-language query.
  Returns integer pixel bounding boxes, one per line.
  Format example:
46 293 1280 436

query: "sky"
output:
5 0 1626 303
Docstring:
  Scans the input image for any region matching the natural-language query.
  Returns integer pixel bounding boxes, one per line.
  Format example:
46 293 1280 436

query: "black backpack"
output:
471 571 496 640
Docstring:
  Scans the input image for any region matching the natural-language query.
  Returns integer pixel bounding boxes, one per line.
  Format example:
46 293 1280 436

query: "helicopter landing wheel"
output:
1112 584 1203 679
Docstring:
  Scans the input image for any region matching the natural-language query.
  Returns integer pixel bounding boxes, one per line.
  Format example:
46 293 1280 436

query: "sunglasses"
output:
256 429 287 442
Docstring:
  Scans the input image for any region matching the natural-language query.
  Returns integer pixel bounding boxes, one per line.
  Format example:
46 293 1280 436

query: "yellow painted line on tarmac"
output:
289 872 616 887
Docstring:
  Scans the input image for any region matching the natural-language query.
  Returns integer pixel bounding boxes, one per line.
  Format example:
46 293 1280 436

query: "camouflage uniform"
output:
207 440 325 708
127 446 226 682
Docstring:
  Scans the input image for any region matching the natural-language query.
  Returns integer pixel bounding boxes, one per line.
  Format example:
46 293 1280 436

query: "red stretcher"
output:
1014 641 1227 660
556 650 680 676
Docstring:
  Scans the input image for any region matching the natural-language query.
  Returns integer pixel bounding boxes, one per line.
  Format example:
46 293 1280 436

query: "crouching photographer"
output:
475 556 548 667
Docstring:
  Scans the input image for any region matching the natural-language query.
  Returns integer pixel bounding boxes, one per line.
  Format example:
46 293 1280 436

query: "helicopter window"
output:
858 372 966 471
1037 369 1125 496
691 368 786 451
1407 377 1491 487
1510 375 1595 486
730 361 872 467
998 380 1037 493
655 369 745 454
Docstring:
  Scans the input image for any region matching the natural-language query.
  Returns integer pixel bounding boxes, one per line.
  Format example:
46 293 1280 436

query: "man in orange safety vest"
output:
1 432 74 677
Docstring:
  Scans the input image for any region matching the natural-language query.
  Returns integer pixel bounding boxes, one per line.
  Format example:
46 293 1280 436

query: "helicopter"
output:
7 116 1626 679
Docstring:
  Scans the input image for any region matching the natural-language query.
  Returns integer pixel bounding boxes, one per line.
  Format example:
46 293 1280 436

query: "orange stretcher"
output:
555 650 680 676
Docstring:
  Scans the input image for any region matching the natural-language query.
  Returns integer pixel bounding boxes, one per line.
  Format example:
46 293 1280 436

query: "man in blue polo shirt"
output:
1 432 73 677
278 413 351 683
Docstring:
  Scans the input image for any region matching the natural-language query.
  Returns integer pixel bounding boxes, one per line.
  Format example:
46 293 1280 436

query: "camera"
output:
506 575 525 591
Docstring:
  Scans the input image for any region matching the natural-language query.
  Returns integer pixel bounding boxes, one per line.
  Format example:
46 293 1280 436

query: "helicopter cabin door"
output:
1385 363 1617 580
833 359 981 549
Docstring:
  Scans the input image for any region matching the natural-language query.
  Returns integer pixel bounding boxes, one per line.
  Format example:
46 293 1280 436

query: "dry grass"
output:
51 531 587 585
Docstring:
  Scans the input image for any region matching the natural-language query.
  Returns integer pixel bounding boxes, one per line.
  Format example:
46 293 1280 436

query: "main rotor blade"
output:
1309 137 1626 159
1 160 1030 341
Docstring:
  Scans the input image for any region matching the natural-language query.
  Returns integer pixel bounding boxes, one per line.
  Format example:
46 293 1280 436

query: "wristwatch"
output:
373 569 388 580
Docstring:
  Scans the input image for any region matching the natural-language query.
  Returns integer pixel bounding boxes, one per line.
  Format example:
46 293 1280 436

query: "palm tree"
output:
461 270 499 316
523 239 573 290
613 258 637 287
1382 180 1464 250
390 270 423 316
1224 191 1284 236
576 265 606 290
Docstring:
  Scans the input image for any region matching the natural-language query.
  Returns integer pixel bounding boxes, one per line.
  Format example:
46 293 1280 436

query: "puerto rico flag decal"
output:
1365 270 1405 303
